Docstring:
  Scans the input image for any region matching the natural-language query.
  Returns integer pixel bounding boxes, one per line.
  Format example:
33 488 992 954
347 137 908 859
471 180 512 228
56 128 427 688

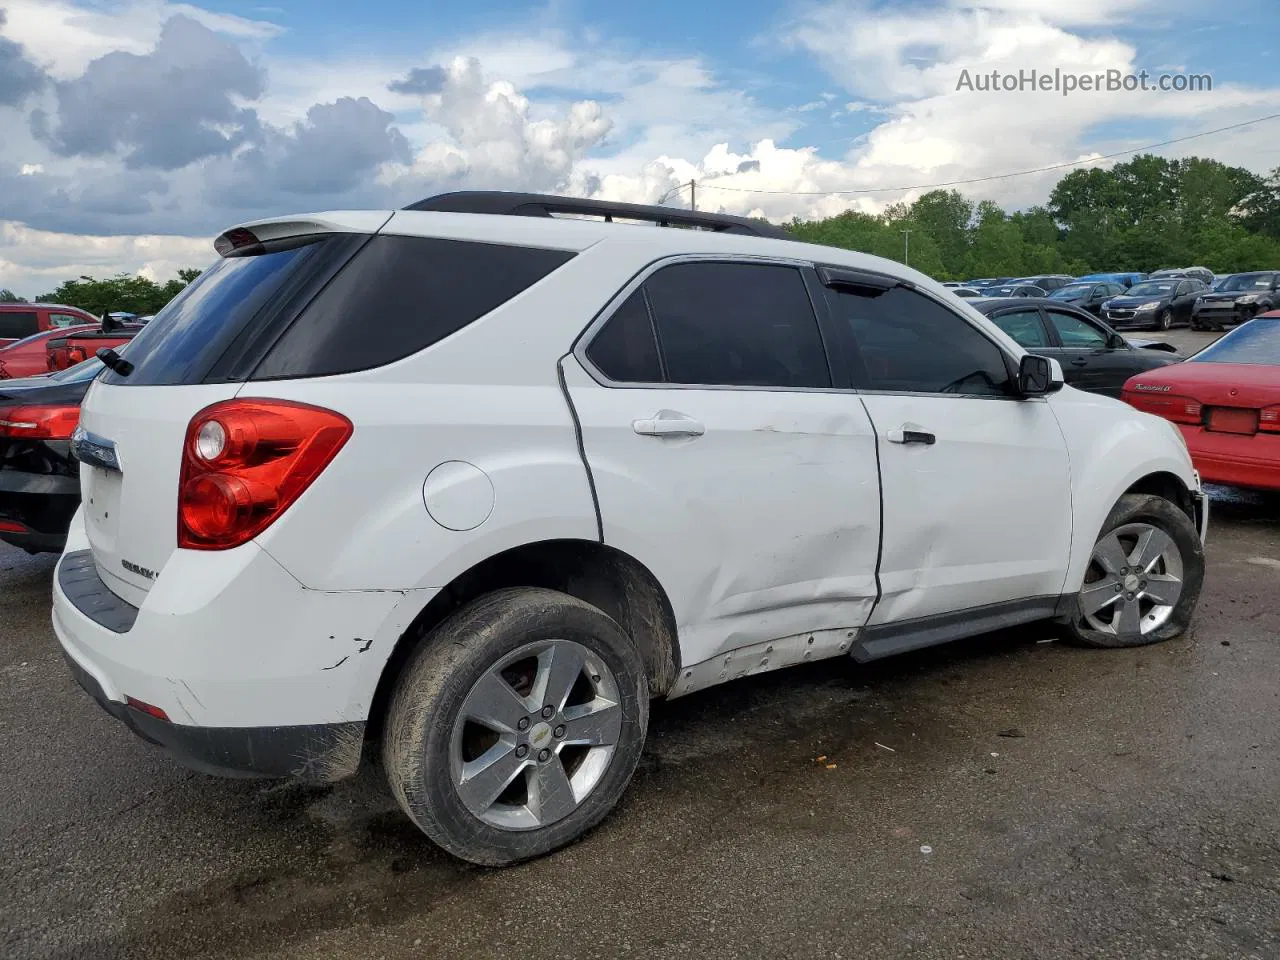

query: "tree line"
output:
0 269 203 316
2 154 1278 308
786 155 1280 281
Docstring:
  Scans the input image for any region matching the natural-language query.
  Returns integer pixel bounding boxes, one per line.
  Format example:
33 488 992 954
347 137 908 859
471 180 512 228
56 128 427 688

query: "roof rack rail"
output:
402 191 792 240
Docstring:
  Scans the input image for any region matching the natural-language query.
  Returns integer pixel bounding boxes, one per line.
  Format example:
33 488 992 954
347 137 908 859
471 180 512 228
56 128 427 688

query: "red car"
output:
1122 312 1280 491
0 325 96 379
0 303 100 347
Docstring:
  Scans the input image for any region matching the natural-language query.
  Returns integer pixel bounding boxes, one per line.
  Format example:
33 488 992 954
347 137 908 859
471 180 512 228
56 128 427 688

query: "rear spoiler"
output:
214 212 394 257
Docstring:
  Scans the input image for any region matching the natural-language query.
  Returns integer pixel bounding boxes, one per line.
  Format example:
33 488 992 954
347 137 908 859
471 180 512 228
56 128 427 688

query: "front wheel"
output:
1157 308 1173 331
383 587 649 865
1062 494 1204 648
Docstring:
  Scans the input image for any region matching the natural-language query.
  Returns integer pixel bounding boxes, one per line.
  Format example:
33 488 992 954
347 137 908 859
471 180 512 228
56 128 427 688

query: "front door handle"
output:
886 426 935 445
632 412 706 438
1071 358 1089 366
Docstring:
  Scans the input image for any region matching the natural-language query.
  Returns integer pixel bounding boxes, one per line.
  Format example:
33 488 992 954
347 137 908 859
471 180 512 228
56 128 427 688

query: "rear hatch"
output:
75 218 383 604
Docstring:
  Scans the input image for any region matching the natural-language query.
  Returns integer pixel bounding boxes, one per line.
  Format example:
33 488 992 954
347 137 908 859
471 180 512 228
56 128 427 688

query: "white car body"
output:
52 202 1208 785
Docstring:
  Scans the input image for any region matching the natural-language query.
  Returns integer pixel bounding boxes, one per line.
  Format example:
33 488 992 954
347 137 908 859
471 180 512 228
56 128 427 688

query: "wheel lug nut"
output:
537 748 551 762
1125 592 1135 600
541 705 555 719
515 744 529 759
517 717 530 731
1114 584 1122 593
554 725 566 739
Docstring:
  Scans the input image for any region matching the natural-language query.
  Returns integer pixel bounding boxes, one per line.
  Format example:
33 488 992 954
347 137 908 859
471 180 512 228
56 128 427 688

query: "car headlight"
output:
1135 301 1159 311
1237 295 1258 304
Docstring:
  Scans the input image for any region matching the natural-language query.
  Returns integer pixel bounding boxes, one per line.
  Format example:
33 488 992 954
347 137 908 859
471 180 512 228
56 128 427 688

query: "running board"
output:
850 596 1063 663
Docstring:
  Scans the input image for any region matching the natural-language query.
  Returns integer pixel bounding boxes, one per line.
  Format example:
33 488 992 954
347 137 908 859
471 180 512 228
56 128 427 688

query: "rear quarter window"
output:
250 236 576 380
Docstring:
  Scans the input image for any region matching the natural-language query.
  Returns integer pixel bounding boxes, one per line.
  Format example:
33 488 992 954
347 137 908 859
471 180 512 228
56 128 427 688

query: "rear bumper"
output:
0 471 80 553
1180 428 1280 492
61 650 365 780
51 512 434 780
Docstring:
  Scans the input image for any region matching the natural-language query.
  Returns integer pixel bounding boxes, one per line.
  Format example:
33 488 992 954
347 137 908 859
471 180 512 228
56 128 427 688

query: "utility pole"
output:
690 179 696 212
901 229 912 266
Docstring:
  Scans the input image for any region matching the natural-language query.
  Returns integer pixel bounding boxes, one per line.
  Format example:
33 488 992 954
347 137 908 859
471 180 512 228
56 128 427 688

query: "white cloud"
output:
1 0 1278 295
0 220 213 298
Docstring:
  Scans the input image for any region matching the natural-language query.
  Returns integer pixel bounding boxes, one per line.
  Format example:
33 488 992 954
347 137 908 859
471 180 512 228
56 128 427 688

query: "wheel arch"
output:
365 538 680 742
1064 460 1200 594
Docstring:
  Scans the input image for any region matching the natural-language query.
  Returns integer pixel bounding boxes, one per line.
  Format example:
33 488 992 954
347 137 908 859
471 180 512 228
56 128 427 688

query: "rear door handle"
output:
632 412 706 438
886 426 935 445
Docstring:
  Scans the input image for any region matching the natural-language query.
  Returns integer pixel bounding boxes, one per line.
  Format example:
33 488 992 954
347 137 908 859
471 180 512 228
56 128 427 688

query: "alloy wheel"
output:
449 639 622 831
1079 522 1184 636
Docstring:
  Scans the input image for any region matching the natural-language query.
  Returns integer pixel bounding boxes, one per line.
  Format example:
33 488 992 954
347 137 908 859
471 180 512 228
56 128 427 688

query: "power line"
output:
689 112 1280 197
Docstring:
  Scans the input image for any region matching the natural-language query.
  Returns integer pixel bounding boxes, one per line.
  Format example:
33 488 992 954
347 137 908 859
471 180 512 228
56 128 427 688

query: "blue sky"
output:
0 0 1277 294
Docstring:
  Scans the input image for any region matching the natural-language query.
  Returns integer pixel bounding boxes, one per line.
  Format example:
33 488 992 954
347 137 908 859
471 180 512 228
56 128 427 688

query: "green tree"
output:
36 270 200 317
0 289 24 303
1234 166 1280 239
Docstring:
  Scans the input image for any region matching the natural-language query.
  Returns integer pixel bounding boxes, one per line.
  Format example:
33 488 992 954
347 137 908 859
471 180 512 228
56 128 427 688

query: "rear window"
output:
251 235 575 380
100 237 337 386
1190 318 1280 365
0 311 39 340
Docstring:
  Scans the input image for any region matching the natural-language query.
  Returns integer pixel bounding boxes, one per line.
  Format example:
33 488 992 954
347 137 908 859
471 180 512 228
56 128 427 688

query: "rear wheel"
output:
382 587 649 866
1062 494 1204 648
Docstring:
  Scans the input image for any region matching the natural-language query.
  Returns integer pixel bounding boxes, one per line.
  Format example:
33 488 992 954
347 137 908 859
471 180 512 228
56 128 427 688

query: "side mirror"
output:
1018 355 1064 396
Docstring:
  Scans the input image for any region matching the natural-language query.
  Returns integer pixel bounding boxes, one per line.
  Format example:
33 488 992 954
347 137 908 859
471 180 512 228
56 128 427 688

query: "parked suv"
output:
53 192 1208 866
0 303 99 347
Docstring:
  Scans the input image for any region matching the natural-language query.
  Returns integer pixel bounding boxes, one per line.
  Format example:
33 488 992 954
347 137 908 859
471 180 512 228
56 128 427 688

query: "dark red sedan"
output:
1122 313 1280 491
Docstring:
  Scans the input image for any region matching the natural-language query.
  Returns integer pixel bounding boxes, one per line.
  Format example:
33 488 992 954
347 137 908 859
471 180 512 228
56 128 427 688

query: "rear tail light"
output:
0 404 81 439
1121 390 1203 425
178 399 353 550
0 359 8 379
0 519 28 533
1261 406 1280 433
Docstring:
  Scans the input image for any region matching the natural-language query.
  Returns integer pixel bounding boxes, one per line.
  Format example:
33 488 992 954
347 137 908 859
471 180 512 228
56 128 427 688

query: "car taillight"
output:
1261 406 1280 433
0 359 8 379
0 404 81 439
1121 390 1203 425
178 399 352 550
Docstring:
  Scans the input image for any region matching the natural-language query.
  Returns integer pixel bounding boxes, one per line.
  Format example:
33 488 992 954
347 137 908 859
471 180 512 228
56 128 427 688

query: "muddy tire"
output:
382 587 649 866
1061 494 1204 649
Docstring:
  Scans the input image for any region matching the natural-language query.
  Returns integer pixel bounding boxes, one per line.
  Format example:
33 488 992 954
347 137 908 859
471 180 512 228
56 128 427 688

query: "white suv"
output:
53 192 1208 865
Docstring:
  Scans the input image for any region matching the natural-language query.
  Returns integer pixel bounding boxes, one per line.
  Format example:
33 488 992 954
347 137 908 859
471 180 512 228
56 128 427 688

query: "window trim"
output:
572 253 844 393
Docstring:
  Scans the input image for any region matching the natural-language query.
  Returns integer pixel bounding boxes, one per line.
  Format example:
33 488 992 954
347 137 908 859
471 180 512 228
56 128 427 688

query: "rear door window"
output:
0 311 39 339
585 290 663 383
642 261 831 388
1047 309 1108 348
988 308 1049 348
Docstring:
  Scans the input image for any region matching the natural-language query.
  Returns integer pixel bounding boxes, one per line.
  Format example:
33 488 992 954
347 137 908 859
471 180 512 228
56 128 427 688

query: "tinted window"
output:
586 290 662 383
989 309 1048 348
101 239 330 386
254 236 575 380
0 311 39 339
1047 309 1107 348
1190 318 1280 365
831 286 1010 397
644 262 830 388
1175 282 1192 297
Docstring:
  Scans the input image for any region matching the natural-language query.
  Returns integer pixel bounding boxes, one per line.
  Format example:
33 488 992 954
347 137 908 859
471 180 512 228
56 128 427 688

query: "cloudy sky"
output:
1 0 1277 296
